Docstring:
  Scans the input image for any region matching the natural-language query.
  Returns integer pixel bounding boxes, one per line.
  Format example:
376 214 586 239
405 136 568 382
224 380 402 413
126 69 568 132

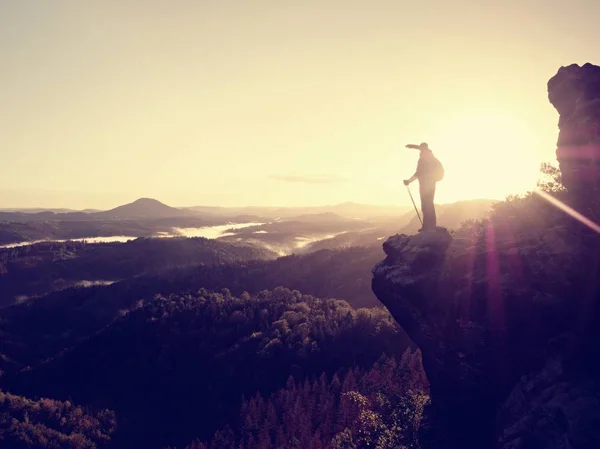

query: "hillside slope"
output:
0 238 276 306
0 391 116 449
6 289 408 449
0 245 384 374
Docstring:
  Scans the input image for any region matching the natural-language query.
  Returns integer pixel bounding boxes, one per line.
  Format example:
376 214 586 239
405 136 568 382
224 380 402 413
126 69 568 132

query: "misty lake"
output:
0 235 138 249
171 222 263 239
294 232 347 249
0 222 264 249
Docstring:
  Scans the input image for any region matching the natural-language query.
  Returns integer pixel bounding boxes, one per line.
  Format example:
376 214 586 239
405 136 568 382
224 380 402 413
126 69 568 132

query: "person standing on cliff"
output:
403 142 444 232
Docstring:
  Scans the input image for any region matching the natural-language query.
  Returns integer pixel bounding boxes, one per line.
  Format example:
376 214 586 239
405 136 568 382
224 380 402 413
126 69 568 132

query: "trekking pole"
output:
406 184 423 225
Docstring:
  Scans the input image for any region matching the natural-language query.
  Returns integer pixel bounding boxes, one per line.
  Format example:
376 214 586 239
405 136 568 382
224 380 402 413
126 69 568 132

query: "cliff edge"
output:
372 63 600 448
372 219 600 448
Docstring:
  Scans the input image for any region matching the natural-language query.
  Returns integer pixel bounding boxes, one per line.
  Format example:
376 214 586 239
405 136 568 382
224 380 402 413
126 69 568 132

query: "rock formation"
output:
371 63 600 448
372 224 600 448
548 63 600 194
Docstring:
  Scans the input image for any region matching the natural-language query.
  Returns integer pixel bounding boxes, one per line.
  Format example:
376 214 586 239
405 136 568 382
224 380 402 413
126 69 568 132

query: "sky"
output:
1 1 599 210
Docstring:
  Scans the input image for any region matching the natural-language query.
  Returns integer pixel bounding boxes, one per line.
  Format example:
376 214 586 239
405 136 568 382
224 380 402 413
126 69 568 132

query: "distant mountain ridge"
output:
91 198 193 220
0 201 408 218
0 198 196 222
0 198 495 224
0 208 79 214
400 198 497 233
279 212 352 223
187 202 411 219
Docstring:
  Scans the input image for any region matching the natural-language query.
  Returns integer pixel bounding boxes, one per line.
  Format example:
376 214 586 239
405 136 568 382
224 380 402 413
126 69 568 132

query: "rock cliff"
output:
372 223 600 448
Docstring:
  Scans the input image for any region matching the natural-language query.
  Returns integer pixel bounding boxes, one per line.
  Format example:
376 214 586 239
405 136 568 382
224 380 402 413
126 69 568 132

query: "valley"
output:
0 197 494 308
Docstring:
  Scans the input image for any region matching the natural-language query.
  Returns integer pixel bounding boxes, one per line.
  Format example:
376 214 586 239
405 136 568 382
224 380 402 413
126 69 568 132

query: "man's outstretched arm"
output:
403 171 418 185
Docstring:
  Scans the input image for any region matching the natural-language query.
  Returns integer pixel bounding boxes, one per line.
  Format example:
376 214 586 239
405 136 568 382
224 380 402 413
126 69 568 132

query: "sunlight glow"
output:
429 114 541 203
1 2 574 209
485 221 505 330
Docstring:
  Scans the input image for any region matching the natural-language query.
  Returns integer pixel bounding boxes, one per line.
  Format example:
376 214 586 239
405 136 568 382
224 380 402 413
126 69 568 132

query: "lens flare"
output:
534 189 600 234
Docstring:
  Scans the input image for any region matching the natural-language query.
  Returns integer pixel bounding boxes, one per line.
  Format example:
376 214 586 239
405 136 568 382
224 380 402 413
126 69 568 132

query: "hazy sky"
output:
1 1 599 209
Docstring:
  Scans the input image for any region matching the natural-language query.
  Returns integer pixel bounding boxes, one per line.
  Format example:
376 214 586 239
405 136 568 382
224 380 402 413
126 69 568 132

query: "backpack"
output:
431 156 444 182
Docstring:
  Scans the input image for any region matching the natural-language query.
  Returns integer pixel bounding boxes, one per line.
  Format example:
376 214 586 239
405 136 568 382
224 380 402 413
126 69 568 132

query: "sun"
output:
429 113 543 203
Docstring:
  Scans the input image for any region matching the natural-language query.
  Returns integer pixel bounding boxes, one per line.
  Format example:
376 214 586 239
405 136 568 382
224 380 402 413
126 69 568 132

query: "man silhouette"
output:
403 142 442 232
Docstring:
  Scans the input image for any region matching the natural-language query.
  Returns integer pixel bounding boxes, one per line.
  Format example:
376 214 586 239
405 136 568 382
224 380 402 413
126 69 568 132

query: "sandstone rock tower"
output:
548 63 600 195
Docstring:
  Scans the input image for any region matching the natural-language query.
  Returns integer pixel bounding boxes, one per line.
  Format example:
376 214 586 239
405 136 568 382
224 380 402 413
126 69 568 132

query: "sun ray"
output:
485 221 504 330
534 189 600 234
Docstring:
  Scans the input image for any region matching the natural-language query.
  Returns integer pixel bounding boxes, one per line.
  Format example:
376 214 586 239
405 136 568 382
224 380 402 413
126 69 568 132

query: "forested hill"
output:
0 237 276 306
0 246 385 373
3 288 419 449
0 391 117 449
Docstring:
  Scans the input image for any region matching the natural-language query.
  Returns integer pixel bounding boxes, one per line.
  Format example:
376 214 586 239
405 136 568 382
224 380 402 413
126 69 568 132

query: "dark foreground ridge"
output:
372 224 600 448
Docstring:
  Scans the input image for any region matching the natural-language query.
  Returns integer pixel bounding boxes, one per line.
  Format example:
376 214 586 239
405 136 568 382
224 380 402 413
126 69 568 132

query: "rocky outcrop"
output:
372 224 600 448
548 63 600 194
370 63 600 448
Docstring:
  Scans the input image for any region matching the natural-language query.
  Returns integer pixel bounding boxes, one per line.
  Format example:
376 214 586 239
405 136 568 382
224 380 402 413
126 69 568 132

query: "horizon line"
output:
0 197 500 213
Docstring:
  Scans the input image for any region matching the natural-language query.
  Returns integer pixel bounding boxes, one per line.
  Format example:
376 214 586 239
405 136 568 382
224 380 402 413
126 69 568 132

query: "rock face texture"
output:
372 224 600 449
548 63 600 194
